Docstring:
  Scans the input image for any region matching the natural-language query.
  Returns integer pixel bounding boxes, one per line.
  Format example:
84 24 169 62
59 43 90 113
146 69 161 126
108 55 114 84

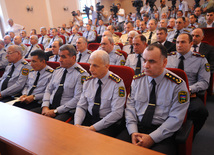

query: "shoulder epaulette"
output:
86 75 93 81
133 72 145 79
183 29 190 33
21 61 28 65
49 55 54 58
115 51 122 56
56 66 61 70
168 52 176 56
168 29 175 32
75 67 85 74
165 72 183 84
109 74 121 83
36 45 40 48
46 68 54 73
30 69 34 72
192 53 205 58
8 63 12 66
87 50 92 54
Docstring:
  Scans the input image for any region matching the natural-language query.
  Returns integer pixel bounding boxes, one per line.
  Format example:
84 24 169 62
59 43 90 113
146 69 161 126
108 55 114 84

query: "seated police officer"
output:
117 43 189 155
166 33 210 137
0 45 31 101
13 50 53 110
32 44 89 121
74 50 126 137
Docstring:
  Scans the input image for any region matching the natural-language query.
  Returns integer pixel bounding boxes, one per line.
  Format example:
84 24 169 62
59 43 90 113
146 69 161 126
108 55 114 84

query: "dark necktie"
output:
148 31 153 45
135 54 142 75
86 31 89 39
92 79 102 123
40 36 44 44
77 53 82 62
178 55 185 70
130 45 134 54
55 55 58 62
28 72 40 95
98 26 102 34
25 45 33 58
1 64 15 91
141 79 156 127
49 37 55 48
173 30 180 43
193 45 198 52
69 35 74 44
51 69 67 109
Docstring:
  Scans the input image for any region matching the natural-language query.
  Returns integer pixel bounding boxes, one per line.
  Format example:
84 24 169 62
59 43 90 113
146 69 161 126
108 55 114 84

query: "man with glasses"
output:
0 45 31 101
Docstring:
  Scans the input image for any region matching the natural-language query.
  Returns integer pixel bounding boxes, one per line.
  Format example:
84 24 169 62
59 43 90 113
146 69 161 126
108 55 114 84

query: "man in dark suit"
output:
191 28 214 72
156 27 176 53
199 8 214 28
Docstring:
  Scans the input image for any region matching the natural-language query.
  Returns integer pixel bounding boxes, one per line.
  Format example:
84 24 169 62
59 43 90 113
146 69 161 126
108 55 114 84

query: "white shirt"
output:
179 1 188 16
118 8 125 23
6 23 24 36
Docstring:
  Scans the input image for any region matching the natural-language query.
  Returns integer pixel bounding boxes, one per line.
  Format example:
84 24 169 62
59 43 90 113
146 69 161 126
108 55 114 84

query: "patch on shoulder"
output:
119 86 125 97
178 91 188 104
167 52 176 56
86 75 94 81
115 51 122 56
205 63 210 72
75 67 85 74
46 68 54 73
56 66 61 70
165 72 183 84
87 50 92 54
192 53 205 58
21 61 28 65
22 68 29 76
120 60 125 66
133 72 145 79
81 76 87 84
109 74 121 83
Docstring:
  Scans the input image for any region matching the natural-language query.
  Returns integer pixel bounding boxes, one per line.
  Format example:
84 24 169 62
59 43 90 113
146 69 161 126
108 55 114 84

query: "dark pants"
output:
118 21 125 32
117 126 177 155
13 100 40 110
72 111 125 138
31 107 73 122
188 96 209 137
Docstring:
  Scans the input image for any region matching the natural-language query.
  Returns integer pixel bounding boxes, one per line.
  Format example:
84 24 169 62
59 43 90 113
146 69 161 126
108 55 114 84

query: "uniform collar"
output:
148 69 166 86
177 50 192 59
65 62 78 73
37 65 47 75
13 59 23 67
80 49 88 56
135 53 143 58
96 70 110 85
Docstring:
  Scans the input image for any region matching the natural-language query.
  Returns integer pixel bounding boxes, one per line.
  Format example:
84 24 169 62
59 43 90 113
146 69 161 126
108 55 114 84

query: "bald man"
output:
14 36 28 56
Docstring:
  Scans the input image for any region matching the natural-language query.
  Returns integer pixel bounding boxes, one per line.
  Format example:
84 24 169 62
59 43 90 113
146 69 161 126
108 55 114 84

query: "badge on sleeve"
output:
22 68 29 76
81 76 86 84
119 86 125 97
120 60 125 66
178 91 188 104
205 63 210 72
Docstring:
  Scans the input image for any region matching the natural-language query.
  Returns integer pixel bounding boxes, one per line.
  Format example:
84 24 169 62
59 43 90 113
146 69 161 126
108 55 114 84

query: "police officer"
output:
13 36 28 56
123 30 139 55
13 50 53 110
47 28 63 48
38 27 51 49
0 45 31 101
48 41 63 62
20 30 29 44
4 35 13 49
166 33 210 137
76 36 92 63
167 17 190 43
118 43 189 155
143 19 158 45
125 34 146 74
32 44 89 121
107 25 120 44
0 40 8 69
68 27 80 46
79 20 86 33
25 35 41 59
83 24 96 43
101 36 125 66
96 19 107 43
74 50 126 137
119 21 134 45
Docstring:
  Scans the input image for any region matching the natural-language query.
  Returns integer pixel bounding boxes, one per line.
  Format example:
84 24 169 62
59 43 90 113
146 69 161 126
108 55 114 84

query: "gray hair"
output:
90 50 110 65
9 45 23 56
59 44 76 57
102 31 113 37
78 36 88 44
31 35 38 41
128 30 139 37
40 27 47 31
105 36 114 44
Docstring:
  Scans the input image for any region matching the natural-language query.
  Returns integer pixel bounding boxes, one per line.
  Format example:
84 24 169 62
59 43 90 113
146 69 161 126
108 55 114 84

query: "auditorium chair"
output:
46 61 60 69
201 28 214 46
37 34 42 38
0 69 5 77
114 32 122 38
116 43 123 50
77 32 83 36
38 44 44 51
117 50 128 60
58 35 66 44
88 43 100 51
167 68 194 155
207 73 214 96
25 44 31 47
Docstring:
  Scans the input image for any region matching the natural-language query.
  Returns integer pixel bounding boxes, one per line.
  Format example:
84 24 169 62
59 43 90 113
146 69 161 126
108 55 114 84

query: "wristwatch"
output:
54 109 58 114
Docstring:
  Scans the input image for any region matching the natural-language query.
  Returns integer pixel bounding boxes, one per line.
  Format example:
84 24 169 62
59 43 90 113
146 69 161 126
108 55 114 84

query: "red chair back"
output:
77 32 83 36
25 44 31 47
116 43 123 50
46 61 60 69
58 35 66 44
0 69 5 77
38 44 44 51
88 43 101 51
117 50 128 60
114 32 122 37
201 28 214 46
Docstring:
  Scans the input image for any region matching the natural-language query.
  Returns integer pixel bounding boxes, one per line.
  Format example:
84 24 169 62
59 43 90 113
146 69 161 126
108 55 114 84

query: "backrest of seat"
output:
116 43 123 50
88 43 101 51
38 44 44 51
201 28 214 46
46 61 60 69
58 35 66 44
114 32 122 37
117 50 128 60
